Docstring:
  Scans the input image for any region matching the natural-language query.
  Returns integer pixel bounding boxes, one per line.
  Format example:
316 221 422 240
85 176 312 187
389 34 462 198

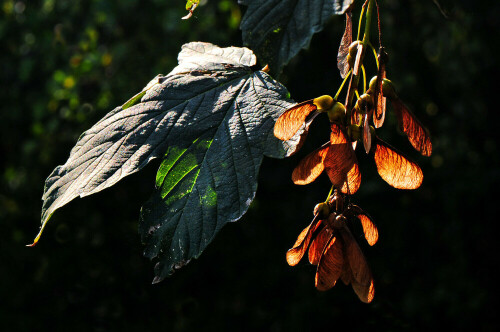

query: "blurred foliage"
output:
0 0 498 331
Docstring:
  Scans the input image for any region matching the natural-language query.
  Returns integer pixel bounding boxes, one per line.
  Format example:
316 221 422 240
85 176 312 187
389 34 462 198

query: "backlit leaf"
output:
308 223 331 265
339 225 374 303
324 123 360 193
239 0 355 75
274 100 317 141
315 236 344 291
292 143 329 185
373 137 423 189
392 98 433 156
286 214 321 266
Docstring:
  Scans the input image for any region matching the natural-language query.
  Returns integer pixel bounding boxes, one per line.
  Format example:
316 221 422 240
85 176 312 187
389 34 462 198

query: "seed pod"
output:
348 41 360 58
368 76 378 93
348 124 362 141
333 214 347 230
359 93 374 109
327 102 346 123
314 202 330 219
382 78 397 99
313 95 334 112
346 54 354 69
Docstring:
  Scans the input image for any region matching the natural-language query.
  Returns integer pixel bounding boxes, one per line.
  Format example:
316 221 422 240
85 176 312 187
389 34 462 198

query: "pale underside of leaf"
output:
239 0 355 75
373 137 423 190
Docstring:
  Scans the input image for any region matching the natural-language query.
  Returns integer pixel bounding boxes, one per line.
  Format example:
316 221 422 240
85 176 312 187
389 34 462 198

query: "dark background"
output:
1 0 498 331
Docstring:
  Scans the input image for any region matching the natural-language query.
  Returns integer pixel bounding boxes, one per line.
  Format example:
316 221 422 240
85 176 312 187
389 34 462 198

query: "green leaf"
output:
239 0 354 76
139 42 302 283
34 42 301 281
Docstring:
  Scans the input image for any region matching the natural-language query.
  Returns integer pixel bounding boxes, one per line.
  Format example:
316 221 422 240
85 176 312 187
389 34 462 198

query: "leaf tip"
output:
152 276 163 284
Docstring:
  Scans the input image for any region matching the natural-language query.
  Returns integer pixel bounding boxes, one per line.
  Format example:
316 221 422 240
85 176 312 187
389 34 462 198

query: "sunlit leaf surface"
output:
239 0 354 75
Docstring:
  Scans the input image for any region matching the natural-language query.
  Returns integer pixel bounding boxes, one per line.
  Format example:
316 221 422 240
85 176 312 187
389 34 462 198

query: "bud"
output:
382 78 397 99
314 202 330 219
313 95 334 112
327 102 346 123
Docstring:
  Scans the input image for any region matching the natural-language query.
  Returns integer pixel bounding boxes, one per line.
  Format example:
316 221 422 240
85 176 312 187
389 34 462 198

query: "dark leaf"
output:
138 43 301 282
34 41 301 284
239 0 354 76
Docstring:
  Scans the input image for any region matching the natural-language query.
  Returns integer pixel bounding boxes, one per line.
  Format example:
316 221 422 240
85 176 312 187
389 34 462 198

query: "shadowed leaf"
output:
373 137 423 189
239 0 355 76
392 99 433 156
315 236 344 291
363 113 372 153
373 51 387 128
309 224 331 265
339 225 374 303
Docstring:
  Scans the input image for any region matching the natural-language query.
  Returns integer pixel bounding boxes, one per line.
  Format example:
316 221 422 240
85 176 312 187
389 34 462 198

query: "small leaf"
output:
308 224 331 265
292 143 329 185
373 50 387 128
324 123 360 193
239 0 355 76
339 225 374 303
274 100 317 141
337 10 353 78
392 98 433 156
348 205 378 246
373 137 423 189
315 236 344 291
286 214 321 266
